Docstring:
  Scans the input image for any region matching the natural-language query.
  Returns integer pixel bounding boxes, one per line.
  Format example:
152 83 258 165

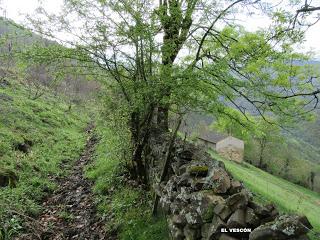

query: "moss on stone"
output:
202 205 214 222
188 165 209 176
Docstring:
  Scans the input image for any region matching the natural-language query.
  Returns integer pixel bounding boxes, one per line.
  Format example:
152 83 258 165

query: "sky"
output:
1 0 320 58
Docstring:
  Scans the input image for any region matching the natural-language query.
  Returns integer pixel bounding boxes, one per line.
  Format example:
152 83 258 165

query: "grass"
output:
88 125 320 239
246 136 320 190
0 78 168 239
0 79 89 237
4 75 317 239
86 121 169 240
209 151 320 237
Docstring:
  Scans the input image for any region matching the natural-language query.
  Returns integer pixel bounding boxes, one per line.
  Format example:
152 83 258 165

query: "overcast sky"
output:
1 0 320 58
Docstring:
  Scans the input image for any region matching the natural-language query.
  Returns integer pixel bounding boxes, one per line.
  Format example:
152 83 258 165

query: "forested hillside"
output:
292 109 320 150
0 17 99 105
179 110 320 192
1 0 320 240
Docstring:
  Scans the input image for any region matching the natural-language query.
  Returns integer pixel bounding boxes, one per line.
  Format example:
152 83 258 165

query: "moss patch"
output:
188 165 209 176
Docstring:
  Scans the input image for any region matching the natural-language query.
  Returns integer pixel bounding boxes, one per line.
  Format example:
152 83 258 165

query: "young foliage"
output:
16 0 320 180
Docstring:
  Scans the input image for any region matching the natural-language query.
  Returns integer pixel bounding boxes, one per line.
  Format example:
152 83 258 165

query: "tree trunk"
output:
258 152 263 168
310 171 315 191
130 106 155 182
157 104 169 131
130 111 140 144
153 114 183 215
258 137 267 168
132 140 147 183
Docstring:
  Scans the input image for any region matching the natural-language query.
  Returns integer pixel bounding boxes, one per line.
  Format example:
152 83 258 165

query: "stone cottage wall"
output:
216 146 244 163
216 137 244 150
147 129 313 240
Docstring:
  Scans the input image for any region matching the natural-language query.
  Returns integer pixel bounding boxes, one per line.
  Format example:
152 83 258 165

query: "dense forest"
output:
0 0 320 240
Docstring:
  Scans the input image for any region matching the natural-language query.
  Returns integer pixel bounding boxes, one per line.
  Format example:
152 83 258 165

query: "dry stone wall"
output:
147 129 313 240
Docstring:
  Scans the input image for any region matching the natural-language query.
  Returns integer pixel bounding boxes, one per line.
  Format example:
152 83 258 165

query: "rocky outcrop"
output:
148 129 313 240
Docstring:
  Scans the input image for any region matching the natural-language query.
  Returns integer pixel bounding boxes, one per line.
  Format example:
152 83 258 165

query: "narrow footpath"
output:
16 124 108 240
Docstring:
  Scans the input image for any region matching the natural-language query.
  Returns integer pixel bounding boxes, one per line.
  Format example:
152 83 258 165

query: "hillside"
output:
0 17 99 108
209 151 320 239
0 18 167 240
0 75 168 239
291 109 320 151
1 2 320 240
182 110 320 192
2 15 319 193
0 16 51 49
0 78 90 237
245 122 320 192
1 77 318 238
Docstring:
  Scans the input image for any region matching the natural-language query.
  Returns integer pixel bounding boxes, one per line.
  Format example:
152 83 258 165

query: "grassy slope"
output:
86 120 169 240
0 80 89 236
209 151 320 234
185 111 320 191
246 136 320 190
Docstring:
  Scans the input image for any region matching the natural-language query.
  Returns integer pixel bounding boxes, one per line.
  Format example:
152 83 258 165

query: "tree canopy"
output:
15 0 320 180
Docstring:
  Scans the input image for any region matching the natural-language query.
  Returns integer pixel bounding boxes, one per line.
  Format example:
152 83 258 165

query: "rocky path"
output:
17 124 108 240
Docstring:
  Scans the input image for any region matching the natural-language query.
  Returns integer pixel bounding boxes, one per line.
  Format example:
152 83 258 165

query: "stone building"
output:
197 131 244 163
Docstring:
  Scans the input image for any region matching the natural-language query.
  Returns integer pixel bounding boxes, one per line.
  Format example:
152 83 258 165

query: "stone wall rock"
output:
147 129 313 240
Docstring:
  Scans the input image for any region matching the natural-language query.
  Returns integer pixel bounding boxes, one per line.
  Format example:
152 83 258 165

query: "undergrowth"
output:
86 117 169 240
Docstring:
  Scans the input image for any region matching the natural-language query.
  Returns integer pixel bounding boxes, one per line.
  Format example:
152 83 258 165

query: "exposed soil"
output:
15 124 111 240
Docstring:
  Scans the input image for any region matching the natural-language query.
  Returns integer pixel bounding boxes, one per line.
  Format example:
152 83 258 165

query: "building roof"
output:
197 131 227 144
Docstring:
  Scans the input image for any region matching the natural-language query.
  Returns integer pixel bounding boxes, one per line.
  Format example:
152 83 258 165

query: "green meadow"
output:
209 151 320 238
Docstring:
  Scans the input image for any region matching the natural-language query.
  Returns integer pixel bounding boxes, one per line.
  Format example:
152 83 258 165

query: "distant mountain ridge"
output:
0 16 53 51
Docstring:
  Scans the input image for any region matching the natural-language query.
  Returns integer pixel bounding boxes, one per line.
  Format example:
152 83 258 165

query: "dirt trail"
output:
17 124 108 240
